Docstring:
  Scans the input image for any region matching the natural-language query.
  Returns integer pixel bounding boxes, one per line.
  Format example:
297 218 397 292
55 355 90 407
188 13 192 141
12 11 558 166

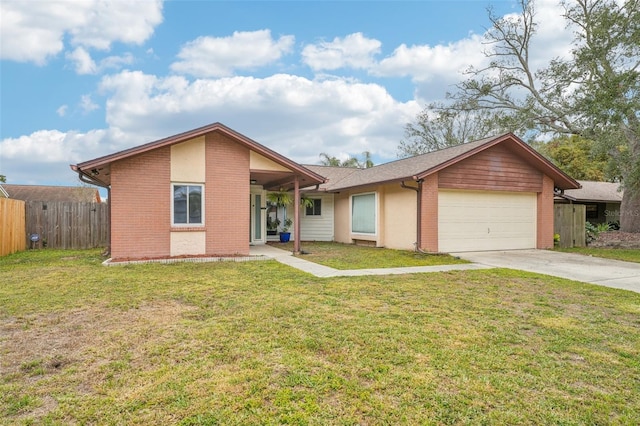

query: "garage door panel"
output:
438 191 536 252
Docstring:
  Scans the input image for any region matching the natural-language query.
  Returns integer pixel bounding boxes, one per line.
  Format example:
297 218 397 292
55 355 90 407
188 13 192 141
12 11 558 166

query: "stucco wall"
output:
331 183 417 250
333 192 351 245
382 185 417 250
171 136 205 182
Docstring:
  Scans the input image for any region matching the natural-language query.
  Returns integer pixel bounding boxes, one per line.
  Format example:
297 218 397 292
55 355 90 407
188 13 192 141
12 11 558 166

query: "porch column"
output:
294 176 301 254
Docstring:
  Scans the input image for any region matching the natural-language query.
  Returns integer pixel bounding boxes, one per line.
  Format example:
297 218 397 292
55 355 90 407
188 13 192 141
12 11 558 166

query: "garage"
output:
438 190 537 252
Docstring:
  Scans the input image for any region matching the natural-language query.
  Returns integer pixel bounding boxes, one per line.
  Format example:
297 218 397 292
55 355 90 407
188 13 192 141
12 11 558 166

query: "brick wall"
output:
110 147 171 260
205 132 250 255
420 173 439 252
537 174 555 248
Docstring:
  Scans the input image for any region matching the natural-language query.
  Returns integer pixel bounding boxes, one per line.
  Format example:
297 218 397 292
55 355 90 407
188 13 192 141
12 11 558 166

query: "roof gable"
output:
322 133 579 191
72 122 325 189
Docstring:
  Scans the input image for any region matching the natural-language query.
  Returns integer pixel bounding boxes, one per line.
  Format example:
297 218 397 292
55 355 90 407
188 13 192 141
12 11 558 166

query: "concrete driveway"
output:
454 250 640 293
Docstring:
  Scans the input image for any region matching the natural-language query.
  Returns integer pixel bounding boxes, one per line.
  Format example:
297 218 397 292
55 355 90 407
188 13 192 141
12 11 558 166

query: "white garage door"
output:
438 190 537 252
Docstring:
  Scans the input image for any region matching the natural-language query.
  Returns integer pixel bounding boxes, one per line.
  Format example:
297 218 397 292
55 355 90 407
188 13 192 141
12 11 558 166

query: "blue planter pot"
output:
279 232 291 243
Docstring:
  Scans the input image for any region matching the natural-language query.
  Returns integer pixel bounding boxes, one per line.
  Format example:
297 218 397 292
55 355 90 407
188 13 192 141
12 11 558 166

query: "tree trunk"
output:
620 188 640 233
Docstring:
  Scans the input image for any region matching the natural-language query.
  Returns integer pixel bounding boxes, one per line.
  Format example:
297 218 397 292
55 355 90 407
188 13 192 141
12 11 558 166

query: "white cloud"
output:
0 0 163 65
0 129 110 185
301 32 382 71
0 70 419 186
99 53 135 71
80 95 99 114
57 105 68 117
96 70 420 162
66 47 134 75
374 34 486 82
66 47 98 74
170 30 295 77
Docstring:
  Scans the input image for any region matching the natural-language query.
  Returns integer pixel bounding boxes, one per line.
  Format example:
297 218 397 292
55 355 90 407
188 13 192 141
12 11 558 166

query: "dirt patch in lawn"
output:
590 231 640 249
0 300 198 419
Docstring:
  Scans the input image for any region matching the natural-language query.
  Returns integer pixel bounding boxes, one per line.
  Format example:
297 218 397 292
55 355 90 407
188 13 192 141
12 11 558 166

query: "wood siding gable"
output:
438 144 543 192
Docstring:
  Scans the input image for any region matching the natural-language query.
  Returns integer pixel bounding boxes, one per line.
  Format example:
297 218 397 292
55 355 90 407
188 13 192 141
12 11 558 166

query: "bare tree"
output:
428 0 639 231
398 108 513 157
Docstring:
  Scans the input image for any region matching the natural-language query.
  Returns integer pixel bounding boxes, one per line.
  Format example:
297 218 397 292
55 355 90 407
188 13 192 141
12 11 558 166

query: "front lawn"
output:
555 246 640 263
271 241 469 269
1 249 639 424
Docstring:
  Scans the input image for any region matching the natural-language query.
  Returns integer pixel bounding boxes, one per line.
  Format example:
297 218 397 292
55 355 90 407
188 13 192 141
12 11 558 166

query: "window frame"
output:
350 192 377 235
171 183 205 227
305 198 322 217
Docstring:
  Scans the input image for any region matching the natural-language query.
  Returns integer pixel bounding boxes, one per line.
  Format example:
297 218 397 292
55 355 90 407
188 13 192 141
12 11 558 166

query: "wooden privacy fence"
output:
554 204 586 248
25 201 108 249
0 198 26 256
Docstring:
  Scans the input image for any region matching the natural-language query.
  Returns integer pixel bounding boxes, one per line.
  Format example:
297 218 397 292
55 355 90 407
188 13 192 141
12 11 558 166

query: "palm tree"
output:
318 151 374 168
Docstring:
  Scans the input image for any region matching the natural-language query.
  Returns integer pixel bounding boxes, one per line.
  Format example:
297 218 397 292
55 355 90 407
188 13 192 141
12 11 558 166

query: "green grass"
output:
555 246 640 263
1 249 639 424
272 241 469 269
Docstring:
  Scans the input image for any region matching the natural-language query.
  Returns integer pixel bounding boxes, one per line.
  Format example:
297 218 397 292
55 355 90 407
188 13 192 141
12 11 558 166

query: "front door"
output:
250 190 265 244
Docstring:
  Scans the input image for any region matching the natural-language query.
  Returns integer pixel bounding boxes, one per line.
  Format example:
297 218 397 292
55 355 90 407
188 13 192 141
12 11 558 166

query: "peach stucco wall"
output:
332 182 418 250
383 185 416 250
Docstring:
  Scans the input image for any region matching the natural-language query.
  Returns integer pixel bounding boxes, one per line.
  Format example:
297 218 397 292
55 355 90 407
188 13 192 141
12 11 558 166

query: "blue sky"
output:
0 0 571 192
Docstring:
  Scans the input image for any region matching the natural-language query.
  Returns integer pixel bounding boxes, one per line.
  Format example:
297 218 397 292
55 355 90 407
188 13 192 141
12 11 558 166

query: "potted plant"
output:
267 215 280 236
279 218 293 242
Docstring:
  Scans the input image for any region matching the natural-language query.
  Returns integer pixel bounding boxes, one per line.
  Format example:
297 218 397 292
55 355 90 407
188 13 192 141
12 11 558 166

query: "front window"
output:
305 199 322 216
173 184 203 225
351 193 376 234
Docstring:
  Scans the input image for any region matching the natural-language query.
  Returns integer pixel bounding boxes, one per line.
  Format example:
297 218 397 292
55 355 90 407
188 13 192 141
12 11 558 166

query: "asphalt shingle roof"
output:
563 181 623 203
3 184 101 203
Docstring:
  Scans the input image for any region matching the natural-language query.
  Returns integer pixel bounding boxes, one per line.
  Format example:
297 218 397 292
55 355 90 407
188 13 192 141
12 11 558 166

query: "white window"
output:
305 199 322 216
351 193 376 234
172 184 204 225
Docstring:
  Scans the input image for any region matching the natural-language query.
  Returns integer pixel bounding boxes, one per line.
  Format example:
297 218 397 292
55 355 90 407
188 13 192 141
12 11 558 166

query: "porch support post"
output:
293 176 301 254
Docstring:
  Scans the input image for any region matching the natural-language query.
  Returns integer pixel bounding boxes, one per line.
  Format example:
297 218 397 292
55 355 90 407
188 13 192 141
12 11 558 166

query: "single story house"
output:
555 180 622 226
3 184 101 203
71 123 579 261
71 123 326 261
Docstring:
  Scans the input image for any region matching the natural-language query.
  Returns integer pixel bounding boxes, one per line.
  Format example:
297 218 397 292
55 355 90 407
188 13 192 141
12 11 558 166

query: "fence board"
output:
25 201 108 249
554 204 586 248
0 198 26 256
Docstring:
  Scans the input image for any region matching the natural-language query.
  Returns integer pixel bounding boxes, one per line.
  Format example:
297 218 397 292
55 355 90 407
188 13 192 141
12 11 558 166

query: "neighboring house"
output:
71 124 580 260
303 133 580 252
555 180 623 226
0 184 8 198
3 184 101 203
71 122 325 261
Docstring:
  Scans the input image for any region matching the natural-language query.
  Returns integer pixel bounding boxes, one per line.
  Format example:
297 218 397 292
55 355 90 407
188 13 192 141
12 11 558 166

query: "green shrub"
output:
585 221 599 244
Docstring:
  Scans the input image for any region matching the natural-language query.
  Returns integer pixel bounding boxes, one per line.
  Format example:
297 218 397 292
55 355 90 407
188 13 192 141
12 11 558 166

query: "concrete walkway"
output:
252 245 640 294
454 249 640 293
249 244 492 278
